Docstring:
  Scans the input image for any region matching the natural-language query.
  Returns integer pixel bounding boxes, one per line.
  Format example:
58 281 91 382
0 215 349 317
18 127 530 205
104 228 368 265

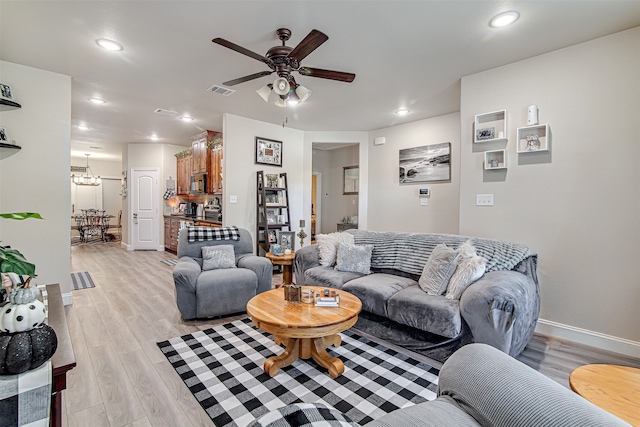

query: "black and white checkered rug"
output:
157 318 439 427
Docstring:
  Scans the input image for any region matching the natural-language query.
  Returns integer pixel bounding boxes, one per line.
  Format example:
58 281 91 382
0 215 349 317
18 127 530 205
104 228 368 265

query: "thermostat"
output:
419 188 430 196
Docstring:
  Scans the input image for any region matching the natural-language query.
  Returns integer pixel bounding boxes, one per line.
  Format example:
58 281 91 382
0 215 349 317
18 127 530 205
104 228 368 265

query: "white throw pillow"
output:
316 232 355 267
334 243 374 275
418 244 459 295
201 245 237 271
445 241 487 300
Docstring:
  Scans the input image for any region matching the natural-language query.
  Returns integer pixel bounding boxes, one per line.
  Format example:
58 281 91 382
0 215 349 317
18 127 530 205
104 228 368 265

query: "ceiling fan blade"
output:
212 38 274 67
298 67 356 83
222 71 274 86
287 29 329 62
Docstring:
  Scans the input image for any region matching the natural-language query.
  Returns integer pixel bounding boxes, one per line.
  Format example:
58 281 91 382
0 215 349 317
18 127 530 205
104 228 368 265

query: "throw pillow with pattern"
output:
334 242 374 275
445 240 487 300
201 245 237 271
418 244 459 295
316 232 355 267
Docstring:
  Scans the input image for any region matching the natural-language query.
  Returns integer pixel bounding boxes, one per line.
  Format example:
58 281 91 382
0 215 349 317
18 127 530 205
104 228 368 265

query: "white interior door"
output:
130 168 159 250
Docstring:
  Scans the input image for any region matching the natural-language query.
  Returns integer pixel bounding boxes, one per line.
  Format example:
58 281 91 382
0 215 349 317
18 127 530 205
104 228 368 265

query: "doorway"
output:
130 168 160 250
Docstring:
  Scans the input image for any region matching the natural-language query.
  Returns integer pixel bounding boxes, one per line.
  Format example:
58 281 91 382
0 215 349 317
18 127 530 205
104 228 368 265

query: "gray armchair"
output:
173 227 272 319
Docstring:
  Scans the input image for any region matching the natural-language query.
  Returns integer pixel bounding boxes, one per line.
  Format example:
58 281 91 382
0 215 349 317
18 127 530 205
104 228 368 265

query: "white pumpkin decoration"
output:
0 299 46 333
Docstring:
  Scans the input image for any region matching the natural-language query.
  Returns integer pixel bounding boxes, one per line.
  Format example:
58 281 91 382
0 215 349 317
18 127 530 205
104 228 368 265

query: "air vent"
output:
89 146 103 150
71 166 87 173
153 108 178 116
207 85 235 96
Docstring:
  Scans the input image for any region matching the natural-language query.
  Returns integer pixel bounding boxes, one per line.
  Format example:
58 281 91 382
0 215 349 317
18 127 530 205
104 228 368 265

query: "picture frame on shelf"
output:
255 137 282 167
265 194 279 205
266 174 279 188
266 209 277 224
0 83 13 101
0 126 8 142
475 127 495 141
277 230 295 251
268 230 277 243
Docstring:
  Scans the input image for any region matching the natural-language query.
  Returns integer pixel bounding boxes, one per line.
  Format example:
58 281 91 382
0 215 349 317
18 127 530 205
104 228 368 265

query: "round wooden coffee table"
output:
246 286 362 378
570 364 640 425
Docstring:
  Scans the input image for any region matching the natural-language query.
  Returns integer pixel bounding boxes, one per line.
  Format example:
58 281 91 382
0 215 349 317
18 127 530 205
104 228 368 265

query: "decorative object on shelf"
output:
174 149 192 158
475 127 495 141
527 105 539 126
490 159 499 168
266 174 279 188
0 322 58 375
297 219 307 247
484 149 507 170
0 279 45 333
0 83 13 101
399 142 451 183
526 134 541 151
0 126 8 142
278 230 295 252
72 154 101 186
206 135 223 149
255 137 283 166
269 244 283 256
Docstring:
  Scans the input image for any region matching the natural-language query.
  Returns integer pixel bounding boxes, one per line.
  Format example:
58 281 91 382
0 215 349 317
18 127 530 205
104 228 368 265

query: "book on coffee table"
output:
315 295 340 307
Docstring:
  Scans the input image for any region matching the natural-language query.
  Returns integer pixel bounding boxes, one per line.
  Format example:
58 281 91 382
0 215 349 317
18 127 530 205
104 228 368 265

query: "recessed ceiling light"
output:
96 38 123 51
88 97 106 104
490 11 519 28
149 135 159 141
77 124 90 131
180 116 194 122
396 109 410 116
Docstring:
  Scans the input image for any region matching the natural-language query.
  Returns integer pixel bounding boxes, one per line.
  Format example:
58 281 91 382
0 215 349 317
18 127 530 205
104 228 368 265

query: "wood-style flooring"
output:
63 242 640 426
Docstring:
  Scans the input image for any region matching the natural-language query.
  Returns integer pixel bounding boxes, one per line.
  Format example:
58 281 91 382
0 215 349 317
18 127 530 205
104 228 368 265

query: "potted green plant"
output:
0 212 43 289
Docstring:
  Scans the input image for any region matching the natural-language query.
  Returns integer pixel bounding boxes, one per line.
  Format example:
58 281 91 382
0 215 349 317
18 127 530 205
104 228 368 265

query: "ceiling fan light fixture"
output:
295 85 312 103
490 11 519 28
273 77 290 96
256 85 272 103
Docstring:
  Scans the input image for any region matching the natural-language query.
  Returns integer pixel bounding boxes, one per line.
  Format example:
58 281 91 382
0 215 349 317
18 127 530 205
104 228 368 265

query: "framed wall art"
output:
255 137 282 167
277 230 295 251
0 83 13 101
399 142 451 184
0 127 7 142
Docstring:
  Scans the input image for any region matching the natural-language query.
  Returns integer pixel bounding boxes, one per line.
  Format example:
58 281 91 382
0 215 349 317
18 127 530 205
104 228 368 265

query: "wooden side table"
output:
570 364 640 425
265 252 295 288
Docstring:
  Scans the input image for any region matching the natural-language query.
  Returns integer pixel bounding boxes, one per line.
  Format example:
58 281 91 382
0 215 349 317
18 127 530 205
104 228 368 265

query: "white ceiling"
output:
1 1 639 161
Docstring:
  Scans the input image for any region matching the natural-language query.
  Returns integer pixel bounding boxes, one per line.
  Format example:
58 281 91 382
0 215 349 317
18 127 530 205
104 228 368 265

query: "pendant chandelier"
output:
73 154 101 186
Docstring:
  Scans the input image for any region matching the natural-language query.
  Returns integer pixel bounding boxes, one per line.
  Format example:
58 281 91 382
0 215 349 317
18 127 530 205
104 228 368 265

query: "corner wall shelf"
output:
0 99 22 111
516 124 551 153
484 149 507 170
474 109 508 144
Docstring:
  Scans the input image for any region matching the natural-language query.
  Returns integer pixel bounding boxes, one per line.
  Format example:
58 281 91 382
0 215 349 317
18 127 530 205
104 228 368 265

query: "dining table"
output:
71 211 115 243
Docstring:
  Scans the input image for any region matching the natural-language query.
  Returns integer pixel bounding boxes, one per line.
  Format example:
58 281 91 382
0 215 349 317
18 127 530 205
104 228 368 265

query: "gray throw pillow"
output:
418 244 459 295
334 242 374 275
201 245 236 271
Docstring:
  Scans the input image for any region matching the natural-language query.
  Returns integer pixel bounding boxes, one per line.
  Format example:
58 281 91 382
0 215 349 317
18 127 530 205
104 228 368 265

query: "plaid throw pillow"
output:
187 226 240 242
249 402 359 427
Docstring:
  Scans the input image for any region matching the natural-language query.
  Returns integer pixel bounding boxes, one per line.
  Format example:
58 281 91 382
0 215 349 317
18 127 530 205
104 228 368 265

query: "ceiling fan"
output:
212 28 355 105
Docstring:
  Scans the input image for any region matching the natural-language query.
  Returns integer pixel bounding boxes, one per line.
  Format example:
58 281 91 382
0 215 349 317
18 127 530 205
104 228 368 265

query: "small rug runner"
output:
70 271 95 290
157 318 439 427
161 258 178 266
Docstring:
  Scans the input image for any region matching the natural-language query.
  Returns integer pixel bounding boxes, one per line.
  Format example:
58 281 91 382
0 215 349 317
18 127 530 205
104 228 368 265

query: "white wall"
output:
368 113 461 233
223 114 305 251
459 28 640 351
0 61 72 296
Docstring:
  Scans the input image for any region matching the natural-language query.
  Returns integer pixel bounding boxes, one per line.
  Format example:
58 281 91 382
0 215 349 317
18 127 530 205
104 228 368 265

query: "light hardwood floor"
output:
64 242 640 426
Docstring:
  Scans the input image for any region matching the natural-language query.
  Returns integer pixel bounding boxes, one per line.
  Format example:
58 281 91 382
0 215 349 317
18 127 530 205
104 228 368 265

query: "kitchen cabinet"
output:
176 153 192 195
164 216 180 253
210 145 223 194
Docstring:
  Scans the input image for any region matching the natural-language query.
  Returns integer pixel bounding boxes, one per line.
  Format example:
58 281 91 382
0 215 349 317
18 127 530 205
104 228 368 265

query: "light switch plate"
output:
476 194 494 206
420 198 428 206
229 195 238 204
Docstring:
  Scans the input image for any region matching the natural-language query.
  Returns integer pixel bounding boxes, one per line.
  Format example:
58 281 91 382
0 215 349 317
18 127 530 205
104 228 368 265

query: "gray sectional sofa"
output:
294 229 540 361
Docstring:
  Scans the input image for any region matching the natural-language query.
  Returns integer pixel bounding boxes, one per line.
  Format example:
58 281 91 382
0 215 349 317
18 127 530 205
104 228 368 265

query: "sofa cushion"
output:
303 266 363 289
365 395 480 427
418 244 459 295
316 232 355 267
342 274 417 317
445 241 486 300
201 244 236 271
387 285 463 339
195 268 257 318
335 243 374 275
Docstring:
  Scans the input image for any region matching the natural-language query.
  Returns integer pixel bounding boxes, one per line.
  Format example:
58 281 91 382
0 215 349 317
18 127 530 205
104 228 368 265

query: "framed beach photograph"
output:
0 83 13 101
255 137 282 167
399 142 451 184
277 230 295 251
0 127 8 142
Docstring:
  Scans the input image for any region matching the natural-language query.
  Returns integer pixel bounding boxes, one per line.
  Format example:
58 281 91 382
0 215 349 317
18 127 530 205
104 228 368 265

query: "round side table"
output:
265 252 295 288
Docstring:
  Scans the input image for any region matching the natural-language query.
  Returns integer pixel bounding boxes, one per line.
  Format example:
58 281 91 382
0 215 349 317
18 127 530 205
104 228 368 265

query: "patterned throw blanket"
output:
348 229 534 276
187 225 240 242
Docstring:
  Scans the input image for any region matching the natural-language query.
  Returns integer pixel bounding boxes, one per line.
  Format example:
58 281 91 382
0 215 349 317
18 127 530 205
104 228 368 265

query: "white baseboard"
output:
536 318 640 359
121 242 132 250
62 292 74 306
